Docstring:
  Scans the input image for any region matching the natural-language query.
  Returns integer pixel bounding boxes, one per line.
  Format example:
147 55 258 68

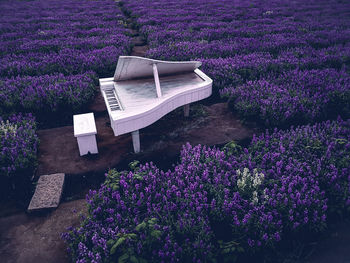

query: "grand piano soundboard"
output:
99 56 213 153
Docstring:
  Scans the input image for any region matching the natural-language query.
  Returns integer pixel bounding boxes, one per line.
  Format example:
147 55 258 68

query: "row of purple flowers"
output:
222 68 350 127
0 0 131 121
63 117 350 262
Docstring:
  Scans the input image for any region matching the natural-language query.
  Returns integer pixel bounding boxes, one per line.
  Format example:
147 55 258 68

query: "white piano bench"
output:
73 113 98 156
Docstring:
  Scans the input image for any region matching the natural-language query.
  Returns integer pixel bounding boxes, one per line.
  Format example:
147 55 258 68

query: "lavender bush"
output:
0 0 131 121
248 117 350 212
63 118 350 262
63 163 216 263
0 72 97 120
122 0 350 126
222 69 350 127
0 113 39 197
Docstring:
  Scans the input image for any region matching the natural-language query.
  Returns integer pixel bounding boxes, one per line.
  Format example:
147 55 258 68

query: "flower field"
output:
123 0 350 127
60 0 350 262
1 0 350 261
63 118 350 262
0 0 131 121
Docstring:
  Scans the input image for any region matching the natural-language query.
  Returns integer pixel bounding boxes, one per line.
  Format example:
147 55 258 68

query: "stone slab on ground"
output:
28 173 65 212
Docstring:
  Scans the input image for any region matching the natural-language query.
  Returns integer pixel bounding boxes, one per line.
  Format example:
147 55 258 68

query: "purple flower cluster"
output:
123 0 350 126
63 118 350 262
249 117 350 211
0 113 38 192
0 72 97 118
0 0 131 119
63 162 215 263
222 68 350 127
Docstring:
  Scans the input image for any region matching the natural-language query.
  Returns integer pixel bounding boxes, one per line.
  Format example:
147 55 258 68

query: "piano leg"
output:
131 130 140 153
184 104 190 117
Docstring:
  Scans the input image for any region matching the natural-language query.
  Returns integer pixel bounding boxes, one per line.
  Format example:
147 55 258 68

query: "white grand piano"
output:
99 56 213 153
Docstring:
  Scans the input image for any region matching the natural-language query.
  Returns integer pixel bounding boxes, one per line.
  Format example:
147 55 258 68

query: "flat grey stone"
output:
28 173 65 212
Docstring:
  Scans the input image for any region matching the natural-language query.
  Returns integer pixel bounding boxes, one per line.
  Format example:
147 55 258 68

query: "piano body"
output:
99 56 213 153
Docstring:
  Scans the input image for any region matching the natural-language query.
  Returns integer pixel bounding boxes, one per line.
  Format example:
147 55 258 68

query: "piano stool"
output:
73 113 98 156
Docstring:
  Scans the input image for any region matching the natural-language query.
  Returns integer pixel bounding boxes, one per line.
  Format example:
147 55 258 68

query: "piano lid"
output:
113 56 202 82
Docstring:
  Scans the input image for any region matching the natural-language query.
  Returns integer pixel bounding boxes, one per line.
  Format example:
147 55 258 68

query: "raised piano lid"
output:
114 56 202 81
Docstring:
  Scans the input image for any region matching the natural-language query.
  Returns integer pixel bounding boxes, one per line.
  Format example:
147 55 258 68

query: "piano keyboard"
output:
104 89 122 111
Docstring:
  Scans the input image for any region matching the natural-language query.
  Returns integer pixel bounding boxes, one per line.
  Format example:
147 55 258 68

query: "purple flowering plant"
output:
0 72 97 120
0 113 39 195
222 68 350 127
0 0 132 122
63 118 350 262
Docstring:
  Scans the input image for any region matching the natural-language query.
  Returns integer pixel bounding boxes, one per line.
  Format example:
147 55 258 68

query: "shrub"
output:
63 118 350 262
0 113 39 198
248 117 350 212
222 69 350 127
0 72 97 120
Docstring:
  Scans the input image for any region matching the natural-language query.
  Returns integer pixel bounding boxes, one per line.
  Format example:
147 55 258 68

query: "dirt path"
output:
0 199 87 263
306 220 350 263
36 101 257 176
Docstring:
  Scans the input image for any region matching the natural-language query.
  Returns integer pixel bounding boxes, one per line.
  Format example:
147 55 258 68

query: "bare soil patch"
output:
36 100 257 177
0 199 87 263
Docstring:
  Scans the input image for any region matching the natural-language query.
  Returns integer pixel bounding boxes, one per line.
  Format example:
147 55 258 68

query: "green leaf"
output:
110 243 118 255
135 222 146 231
148 218 157 225
128 233 137 239
134 174 144 181
107 239 115 247
118 253 129 263
130 255 139 263
129 160 140 170
110 237 126 255
336 138 347 144
116 237 126 247
237 247 244 253
138 258 148 263
222 248 231 254
151 230 162 239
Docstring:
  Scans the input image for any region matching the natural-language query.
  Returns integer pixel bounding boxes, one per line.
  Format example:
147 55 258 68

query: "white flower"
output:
236 168 265 204
263 188 270 203
263 10 274 16
0 120 18 136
